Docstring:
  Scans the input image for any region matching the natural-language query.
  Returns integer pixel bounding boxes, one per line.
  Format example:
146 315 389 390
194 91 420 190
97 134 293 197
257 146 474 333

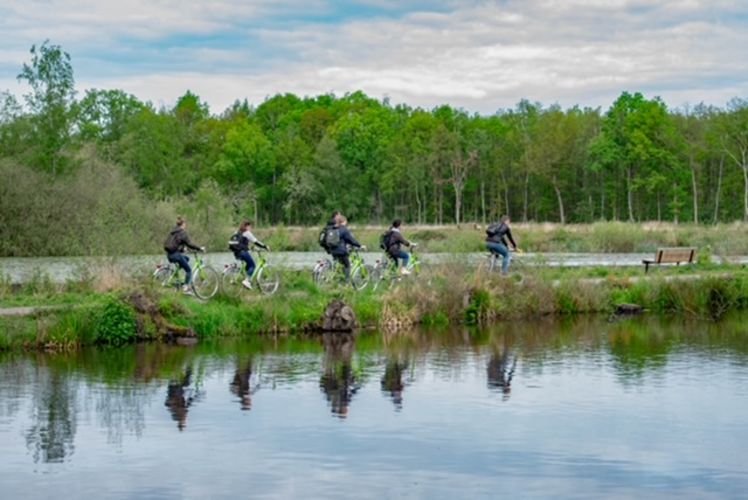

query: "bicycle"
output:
153 250 220 299
481 247 526 281
221 248 280 297
312 247 374 291
371 244 431 290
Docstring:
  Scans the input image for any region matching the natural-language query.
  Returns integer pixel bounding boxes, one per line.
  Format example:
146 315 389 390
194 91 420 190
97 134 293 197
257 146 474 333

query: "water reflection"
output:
164 366 203 431
229 357 259 411
24 368 76 463
486 335 517 401
381 359 407 410
319 333 360 418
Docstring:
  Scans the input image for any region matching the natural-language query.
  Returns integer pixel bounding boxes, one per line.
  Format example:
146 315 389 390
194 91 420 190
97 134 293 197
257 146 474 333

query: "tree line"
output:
2 41 748 229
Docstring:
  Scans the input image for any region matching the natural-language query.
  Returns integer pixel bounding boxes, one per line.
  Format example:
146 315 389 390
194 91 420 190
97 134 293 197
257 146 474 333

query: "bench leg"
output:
644 262 649 274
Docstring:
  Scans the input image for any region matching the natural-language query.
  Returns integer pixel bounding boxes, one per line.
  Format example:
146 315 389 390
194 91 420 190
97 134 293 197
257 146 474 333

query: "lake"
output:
1 314 747 499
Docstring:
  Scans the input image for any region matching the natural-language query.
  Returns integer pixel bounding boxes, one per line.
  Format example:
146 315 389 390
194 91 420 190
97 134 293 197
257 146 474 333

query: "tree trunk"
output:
480 180 486 223
627 167 634 222
453 181 463 226
690 158 699 224
743 163 748 222
713 155 724 224
523 172 529 222
552 180 565 224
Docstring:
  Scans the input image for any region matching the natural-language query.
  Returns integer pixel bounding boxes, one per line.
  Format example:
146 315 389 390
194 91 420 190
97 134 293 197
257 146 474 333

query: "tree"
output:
719 99 748 221
17 41 76 175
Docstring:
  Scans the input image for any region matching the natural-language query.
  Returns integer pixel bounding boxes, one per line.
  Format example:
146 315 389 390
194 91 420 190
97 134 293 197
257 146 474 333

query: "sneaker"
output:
182 285 194 295
400 267 411 276
242 279 253 289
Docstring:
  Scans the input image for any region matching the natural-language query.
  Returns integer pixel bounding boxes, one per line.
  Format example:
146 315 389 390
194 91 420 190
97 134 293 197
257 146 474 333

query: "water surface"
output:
1 314 747 499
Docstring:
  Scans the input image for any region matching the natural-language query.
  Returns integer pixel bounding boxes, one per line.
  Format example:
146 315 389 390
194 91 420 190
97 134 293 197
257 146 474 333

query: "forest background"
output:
1 41 747 257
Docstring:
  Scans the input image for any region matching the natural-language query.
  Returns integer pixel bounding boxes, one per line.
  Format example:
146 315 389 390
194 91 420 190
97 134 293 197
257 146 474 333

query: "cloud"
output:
1 0 746 114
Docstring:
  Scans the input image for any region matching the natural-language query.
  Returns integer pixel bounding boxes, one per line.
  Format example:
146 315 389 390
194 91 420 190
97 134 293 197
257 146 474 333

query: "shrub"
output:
94 296 137 345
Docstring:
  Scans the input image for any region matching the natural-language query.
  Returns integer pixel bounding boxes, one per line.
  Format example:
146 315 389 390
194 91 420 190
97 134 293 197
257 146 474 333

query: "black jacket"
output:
386 229 411 256
165 226 201 253
485 223 516 248
330 225 362 255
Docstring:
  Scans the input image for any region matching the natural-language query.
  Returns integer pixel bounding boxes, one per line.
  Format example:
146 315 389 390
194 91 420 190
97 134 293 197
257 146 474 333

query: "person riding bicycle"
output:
485 215 517 275
163 217 205 292
327 215 365 283
230 220 270 289
384 219 415 275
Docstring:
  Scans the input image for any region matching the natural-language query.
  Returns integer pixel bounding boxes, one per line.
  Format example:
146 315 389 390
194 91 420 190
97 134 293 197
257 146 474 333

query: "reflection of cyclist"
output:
381 359 407 410
165 367 197 431
485 215 517 275
230 220 269 290
384 219 415 275
229 357 259 411
319 332 359 418
163 217 205 292
487 349 516 401
329 216 365 283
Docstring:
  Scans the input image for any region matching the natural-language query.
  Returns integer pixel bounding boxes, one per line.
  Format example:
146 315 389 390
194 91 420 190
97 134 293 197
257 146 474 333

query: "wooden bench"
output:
642 247 696 273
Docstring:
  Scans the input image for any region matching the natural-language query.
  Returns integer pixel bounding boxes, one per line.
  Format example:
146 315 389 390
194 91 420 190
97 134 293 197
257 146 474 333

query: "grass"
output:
2 259 748 352
255 221 748 255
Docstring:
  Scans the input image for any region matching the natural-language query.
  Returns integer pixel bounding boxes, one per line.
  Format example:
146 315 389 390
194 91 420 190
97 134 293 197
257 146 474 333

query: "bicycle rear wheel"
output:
153 266 175 288
192 265 219 299
256 265 280 295
221 266 243 298
351 264 373 291
313 259 333 286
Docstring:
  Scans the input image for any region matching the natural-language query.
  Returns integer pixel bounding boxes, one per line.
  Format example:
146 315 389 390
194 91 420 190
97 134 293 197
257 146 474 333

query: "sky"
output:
1 0 747 115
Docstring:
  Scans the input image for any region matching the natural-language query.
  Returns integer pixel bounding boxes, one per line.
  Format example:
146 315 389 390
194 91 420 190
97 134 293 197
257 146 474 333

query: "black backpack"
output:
379 230 393 251
228 232 242 252
319 226 340 249
486 223 501 237
164 231 180 253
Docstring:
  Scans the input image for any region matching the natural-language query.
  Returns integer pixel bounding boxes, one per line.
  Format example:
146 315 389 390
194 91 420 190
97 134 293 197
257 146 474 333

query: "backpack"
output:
319 226 340 249
486 223 501 237
164 231 180 253
379 230 393 251
228 232 242 252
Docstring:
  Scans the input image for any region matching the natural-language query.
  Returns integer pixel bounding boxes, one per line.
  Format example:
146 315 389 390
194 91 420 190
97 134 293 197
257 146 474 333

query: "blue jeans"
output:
237 250 256 278
390 250 410 269
486 242 511 274
167 252 192 284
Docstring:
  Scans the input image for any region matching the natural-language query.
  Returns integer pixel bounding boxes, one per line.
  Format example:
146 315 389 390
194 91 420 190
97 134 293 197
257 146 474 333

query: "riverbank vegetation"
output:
2 262 747 352
2 42 748 258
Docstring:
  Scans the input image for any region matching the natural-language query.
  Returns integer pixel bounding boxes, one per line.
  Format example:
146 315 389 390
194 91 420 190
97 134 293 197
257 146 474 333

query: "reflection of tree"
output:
381 359 407 410
230 357 259 411
319 333 360 418
165 367 202 431
487 335 517 401
25 369 77 463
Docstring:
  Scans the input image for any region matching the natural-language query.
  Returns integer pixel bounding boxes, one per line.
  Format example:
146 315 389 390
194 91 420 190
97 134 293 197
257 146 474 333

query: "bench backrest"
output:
655 247 696 264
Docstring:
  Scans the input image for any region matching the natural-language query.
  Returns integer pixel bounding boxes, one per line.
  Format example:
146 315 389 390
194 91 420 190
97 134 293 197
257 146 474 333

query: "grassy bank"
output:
260 221 748 256
1 263 747 352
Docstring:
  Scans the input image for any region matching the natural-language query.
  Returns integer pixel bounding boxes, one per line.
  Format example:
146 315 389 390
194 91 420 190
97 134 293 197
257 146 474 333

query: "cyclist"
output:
163 217 205 292
485 215 518 275
329 215 365 283
384 219 415 275
230 220 270 289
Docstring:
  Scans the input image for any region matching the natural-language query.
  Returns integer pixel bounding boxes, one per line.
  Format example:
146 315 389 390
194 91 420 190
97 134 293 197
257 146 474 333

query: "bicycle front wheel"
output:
192 266 219 299
256 265 280 295
221 266 243 298
351 264 373 291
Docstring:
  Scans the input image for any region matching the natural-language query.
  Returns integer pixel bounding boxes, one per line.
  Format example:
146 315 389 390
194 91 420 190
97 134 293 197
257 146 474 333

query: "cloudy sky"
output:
1 0 746 114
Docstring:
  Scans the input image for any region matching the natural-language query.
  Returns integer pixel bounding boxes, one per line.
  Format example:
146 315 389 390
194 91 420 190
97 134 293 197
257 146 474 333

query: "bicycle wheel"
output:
221 266 244 298
192 265 219 299
256 265 280 295
313 259 333 286
153 266 175 288
351 264 373 291
370 261 387 291
413 260 433 286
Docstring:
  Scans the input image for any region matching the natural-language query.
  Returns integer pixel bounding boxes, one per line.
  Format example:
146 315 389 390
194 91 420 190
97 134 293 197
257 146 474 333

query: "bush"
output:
94 296 137 345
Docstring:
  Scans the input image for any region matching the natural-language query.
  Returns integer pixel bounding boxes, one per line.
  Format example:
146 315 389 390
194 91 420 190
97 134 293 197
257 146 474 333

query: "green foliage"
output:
94 296 137 345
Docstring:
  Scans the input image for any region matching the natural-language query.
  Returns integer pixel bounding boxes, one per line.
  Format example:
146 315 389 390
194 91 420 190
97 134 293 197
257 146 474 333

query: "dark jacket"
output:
330 225 362 256
386 228 411 256
165 226 201 254
485 223 516 248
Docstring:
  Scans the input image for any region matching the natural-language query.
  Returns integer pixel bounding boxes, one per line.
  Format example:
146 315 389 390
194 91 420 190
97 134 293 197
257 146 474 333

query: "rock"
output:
615 303 644 315
320 300 358 332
